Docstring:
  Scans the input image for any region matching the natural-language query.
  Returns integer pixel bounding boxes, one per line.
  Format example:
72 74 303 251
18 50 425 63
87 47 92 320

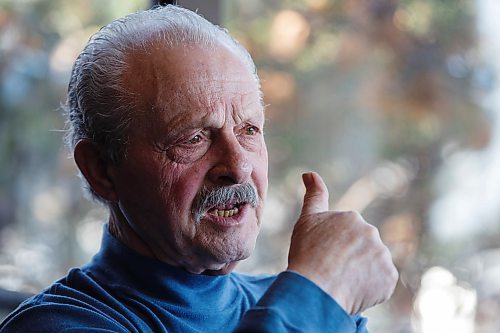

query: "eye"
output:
245 125 259 136
187 134 203 144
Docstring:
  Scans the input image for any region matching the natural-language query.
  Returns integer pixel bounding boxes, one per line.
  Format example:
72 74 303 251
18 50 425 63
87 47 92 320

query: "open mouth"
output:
207 203 243 218
192 184 258 224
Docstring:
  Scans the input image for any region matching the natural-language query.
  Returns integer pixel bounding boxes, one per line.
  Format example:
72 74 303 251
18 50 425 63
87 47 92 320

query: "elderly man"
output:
0 5 397 333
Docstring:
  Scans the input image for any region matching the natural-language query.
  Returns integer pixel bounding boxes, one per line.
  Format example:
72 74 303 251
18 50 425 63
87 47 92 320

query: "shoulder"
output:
0 295 128 333
0 268 133 333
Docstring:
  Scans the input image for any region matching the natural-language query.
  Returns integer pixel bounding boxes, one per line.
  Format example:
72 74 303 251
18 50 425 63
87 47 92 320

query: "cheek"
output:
258 141 269 175
252 144 269 198
167 163 207 212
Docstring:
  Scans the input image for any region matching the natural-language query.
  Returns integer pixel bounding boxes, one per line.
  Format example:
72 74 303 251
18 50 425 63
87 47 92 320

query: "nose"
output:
207 133 251 186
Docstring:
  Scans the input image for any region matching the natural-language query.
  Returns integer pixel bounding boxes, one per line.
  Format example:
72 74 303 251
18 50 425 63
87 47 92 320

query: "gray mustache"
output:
192 184 258 222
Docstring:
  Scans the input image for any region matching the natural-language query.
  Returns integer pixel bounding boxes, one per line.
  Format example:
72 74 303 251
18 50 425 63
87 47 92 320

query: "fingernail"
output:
302 172 313 184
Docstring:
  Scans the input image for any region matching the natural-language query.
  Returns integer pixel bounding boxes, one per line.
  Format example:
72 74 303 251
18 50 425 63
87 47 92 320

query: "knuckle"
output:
391 266 399 283
382 245 394 259
332 210 368 229
384 258 399 289
369 224 380 236
335 210 358 220
343 210 362 220
362 223 380 240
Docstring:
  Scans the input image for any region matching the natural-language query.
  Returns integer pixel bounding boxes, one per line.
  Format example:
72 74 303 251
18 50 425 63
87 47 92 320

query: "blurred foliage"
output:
227 0 497 331
0 0 148 290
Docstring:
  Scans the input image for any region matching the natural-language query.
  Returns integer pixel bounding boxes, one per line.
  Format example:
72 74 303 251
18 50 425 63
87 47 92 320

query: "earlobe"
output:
74 139 118 202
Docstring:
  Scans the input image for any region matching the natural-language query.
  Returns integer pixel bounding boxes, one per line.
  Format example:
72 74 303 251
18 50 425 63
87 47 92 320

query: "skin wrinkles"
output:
108 42 268 275
65 10 398 316
155 87 264 165
154 85 262 148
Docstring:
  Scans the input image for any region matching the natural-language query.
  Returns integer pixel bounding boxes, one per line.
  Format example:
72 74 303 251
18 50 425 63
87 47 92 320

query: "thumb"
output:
300 172 329 216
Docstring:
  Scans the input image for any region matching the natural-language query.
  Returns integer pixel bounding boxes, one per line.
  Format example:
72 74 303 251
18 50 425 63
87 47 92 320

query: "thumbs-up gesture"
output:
287 172 398 315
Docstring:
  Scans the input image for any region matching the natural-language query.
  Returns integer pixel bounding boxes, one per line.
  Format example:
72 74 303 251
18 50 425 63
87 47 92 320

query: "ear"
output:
74 139 118 202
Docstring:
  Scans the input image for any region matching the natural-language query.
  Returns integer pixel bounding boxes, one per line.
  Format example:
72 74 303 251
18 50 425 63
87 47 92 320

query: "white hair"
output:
63 5 260 203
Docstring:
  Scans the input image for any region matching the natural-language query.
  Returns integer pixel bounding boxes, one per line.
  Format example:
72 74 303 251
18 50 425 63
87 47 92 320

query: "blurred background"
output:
1 0 499 331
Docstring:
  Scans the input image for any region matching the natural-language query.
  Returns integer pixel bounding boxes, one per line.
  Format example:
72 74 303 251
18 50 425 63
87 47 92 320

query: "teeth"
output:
213 207 239 218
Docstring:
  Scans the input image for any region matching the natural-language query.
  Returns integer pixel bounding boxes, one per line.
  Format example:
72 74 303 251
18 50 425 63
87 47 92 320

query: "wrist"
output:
286 266 350 313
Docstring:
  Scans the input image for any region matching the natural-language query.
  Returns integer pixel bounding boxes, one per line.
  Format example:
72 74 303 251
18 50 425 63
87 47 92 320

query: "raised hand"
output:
287 172 398 314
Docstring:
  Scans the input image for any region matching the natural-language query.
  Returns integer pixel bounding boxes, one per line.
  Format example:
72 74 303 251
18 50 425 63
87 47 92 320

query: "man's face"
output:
109 44 268 274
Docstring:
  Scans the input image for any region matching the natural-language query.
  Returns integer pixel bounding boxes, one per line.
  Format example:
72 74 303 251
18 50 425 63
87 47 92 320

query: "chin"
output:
200 237 255 273
209 246 252 266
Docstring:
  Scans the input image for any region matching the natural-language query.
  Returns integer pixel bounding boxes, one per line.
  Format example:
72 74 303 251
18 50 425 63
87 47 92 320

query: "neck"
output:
108 204 157 259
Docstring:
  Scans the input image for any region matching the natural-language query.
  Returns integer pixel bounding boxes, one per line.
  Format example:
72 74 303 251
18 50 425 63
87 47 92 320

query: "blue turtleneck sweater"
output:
0 226 368 332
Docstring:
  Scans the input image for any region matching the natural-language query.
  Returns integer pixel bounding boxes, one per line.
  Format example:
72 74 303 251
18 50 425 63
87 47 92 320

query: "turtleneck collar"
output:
84 224 238 311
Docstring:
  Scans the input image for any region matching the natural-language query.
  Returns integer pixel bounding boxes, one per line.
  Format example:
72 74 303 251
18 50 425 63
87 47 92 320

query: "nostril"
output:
208 145 251 185
218 175 238 185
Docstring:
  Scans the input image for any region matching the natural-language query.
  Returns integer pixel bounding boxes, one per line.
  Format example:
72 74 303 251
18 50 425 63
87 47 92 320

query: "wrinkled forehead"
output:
161 76 262 119
122 42 262 125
